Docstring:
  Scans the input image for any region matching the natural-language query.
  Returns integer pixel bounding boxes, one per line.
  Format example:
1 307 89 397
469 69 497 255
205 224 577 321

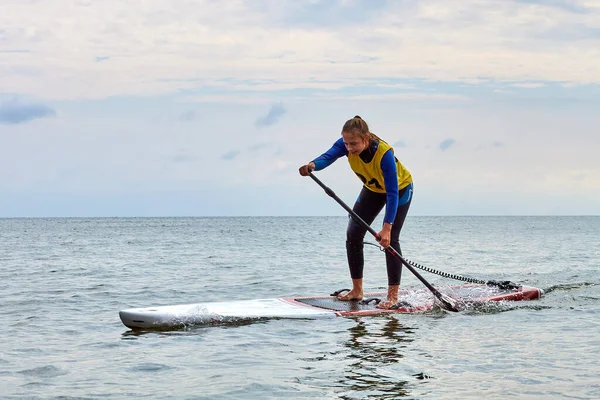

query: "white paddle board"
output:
119 284 543 330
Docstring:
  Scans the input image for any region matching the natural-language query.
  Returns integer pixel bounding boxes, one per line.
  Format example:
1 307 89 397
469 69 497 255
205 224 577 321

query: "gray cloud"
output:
0 100 56 125
255 103 286 127
221 151 240 160
439 138 456 151
178 110 197 122
171 153 196 163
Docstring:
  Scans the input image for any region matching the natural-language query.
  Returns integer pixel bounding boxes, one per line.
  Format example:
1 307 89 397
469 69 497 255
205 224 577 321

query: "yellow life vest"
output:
348 139 412 193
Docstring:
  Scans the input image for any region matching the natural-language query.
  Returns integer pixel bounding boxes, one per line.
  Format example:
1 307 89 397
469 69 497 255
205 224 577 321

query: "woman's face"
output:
342 131 369 155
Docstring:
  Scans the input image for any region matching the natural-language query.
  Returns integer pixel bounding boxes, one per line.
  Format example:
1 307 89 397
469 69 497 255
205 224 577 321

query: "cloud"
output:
325 93 471 102
509 82 547 88
513 0 590 14
493 89 514 94
3 0 600 101
267 0 390 29
221 151 240 160
0 49 30 53
95 56 110 62
248 143 273 151
0 100 56 124
178 110 197 122
439 138 456 151
255 103 286 127
171 153 196 163
393 140 407 148
182 90 471 105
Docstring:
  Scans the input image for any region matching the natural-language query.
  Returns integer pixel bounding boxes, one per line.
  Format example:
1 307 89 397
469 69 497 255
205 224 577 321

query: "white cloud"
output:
509 82 548 88
324 93 472 102
2 0 600 100
182 92 471 105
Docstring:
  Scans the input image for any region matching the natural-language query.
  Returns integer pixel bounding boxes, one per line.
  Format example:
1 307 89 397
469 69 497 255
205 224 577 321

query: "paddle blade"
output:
435 293 461 312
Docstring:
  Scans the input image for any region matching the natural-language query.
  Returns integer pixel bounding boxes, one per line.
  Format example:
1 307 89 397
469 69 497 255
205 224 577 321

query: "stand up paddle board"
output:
119 284 543 330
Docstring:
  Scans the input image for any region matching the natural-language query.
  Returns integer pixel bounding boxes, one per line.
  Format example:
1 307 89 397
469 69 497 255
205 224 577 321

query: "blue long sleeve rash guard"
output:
312 137 401 224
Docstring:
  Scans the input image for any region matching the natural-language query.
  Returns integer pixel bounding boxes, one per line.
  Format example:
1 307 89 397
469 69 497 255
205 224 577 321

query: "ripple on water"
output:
1 216 598 400
128 363 173 372
20 381 52 389
18 365 68 378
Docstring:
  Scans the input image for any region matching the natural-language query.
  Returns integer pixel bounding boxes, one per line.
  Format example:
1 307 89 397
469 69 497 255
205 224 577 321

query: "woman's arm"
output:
381 149 399 224
311 137 348 171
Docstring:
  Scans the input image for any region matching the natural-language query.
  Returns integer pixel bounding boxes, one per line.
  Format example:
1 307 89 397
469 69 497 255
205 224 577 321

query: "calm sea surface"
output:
0 216 598 399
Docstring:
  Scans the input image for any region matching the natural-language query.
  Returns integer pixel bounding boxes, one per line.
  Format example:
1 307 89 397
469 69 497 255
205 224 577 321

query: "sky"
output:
1 0 599 217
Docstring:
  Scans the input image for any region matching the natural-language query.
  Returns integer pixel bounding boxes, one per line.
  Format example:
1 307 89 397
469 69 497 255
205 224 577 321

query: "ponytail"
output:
342 115 378 142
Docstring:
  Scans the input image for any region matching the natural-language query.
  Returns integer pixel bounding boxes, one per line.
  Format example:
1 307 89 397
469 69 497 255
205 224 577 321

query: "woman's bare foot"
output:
337 278 364 301
337 290 363 301
376 298 398 309
376 285 400 309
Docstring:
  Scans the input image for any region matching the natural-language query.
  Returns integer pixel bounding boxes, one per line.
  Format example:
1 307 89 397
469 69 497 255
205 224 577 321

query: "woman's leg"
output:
377 183 413 309
339 187 385 301
385 184 413 285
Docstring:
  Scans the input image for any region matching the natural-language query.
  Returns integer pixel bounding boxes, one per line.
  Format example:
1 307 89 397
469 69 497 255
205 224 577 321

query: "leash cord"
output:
363 242 487 285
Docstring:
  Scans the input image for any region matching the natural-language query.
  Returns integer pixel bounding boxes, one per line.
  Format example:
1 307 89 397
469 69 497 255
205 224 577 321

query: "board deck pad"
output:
119 284 543 330
295 297 379 312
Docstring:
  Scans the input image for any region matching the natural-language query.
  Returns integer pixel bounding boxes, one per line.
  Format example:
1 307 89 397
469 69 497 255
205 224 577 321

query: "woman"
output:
298 116 413 309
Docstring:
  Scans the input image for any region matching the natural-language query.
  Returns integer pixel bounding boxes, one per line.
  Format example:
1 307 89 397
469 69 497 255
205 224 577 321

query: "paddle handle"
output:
309 173 379 236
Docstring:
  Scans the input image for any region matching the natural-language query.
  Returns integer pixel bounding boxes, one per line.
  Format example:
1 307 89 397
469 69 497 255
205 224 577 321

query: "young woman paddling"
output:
298 116 413 309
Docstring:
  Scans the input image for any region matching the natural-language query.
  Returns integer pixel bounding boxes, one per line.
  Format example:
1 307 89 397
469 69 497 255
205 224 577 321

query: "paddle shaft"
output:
308 172 457 311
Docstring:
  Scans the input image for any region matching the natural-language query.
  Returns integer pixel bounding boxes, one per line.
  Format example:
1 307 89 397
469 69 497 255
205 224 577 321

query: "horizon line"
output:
0 215 598 219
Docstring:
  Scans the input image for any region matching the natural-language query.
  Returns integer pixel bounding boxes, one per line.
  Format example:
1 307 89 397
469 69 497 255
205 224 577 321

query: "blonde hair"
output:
341 115 380 141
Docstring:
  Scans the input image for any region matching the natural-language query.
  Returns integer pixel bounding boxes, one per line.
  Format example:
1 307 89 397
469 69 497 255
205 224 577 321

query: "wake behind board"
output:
119 284 543 330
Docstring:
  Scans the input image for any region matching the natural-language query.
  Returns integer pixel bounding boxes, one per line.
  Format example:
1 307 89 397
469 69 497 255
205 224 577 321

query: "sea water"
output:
1 216 598 399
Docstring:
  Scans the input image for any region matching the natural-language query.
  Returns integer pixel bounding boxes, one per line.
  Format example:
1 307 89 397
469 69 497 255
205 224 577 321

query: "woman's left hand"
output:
377 223 392 248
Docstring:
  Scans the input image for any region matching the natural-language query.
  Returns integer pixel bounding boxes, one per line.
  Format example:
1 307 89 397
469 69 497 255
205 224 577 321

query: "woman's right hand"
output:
298 162 315 176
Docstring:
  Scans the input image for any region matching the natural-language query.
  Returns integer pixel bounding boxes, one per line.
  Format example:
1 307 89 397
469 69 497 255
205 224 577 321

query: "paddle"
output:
308 172 459 312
